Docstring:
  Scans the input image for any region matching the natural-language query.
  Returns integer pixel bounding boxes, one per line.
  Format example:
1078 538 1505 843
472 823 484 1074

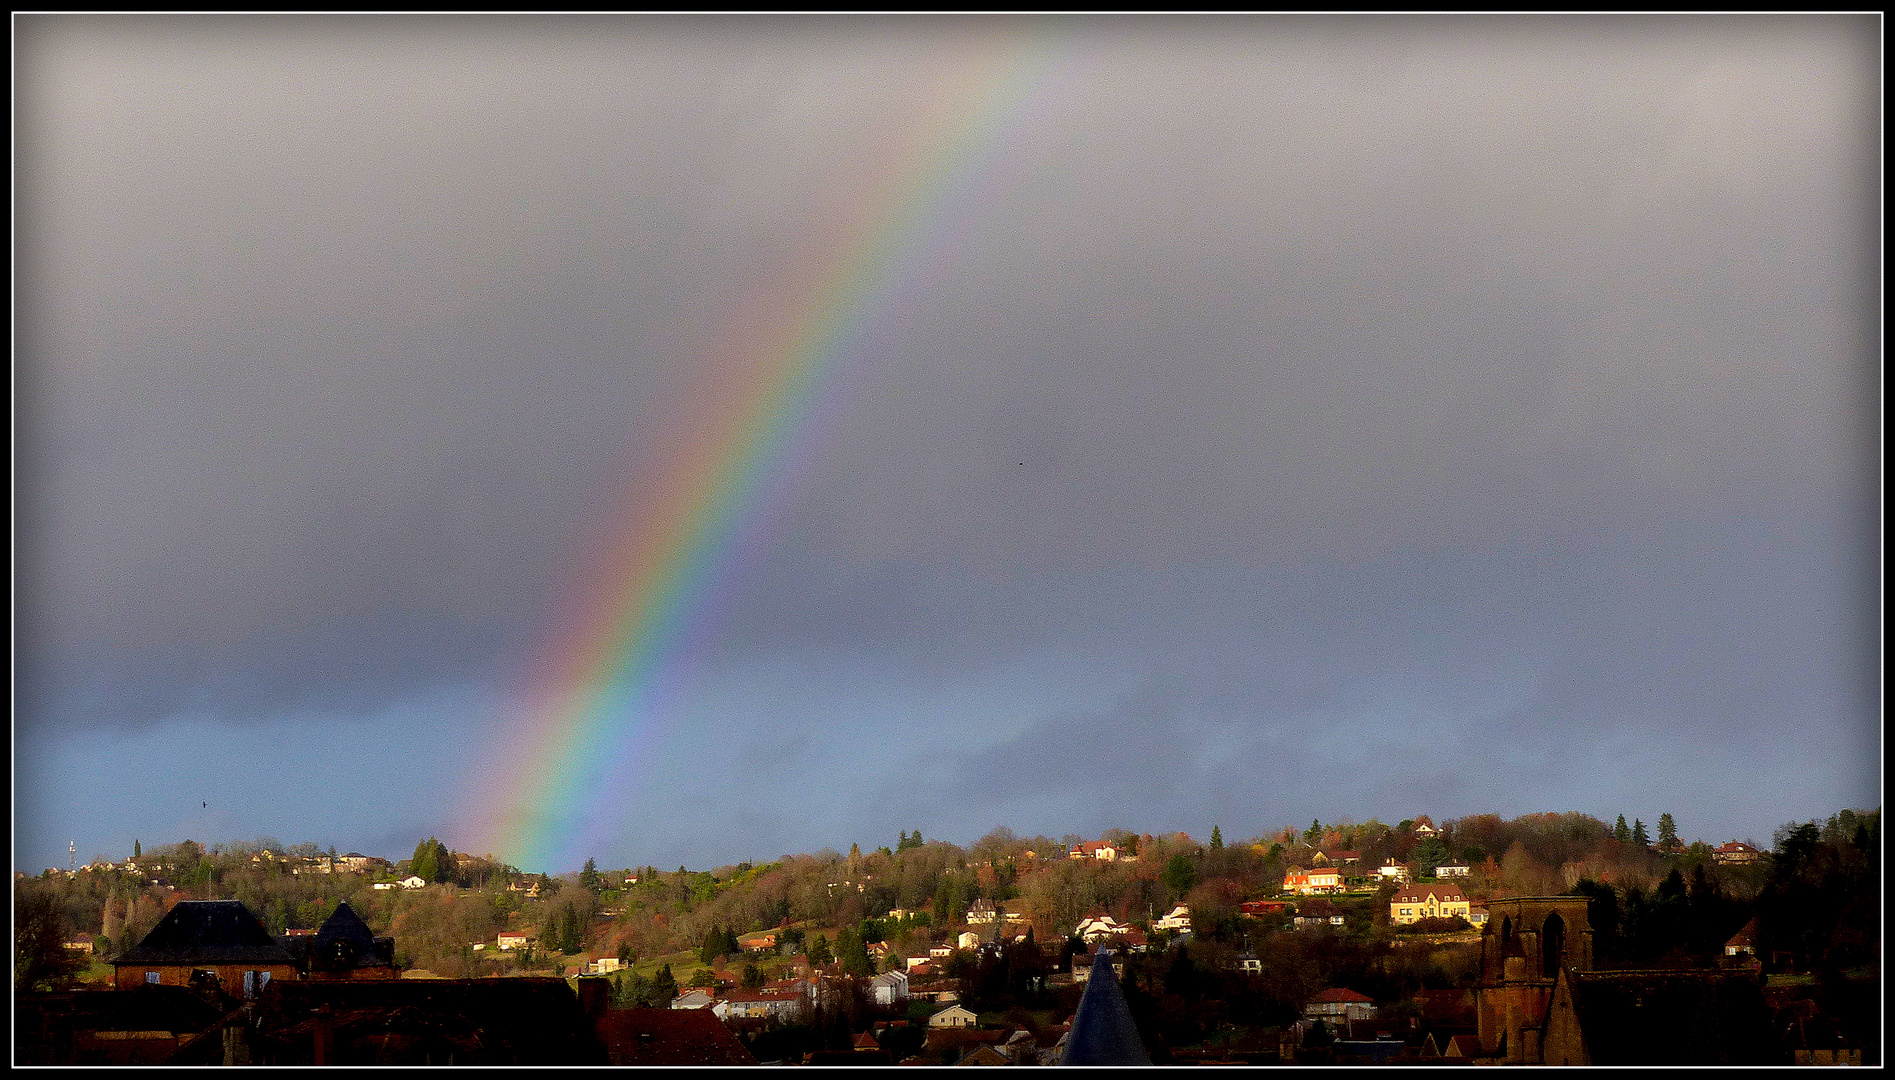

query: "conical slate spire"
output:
1059 949 1151 1065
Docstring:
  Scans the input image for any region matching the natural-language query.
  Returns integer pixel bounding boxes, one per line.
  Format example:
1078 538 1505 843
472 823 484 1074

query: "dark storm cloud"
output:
14 16 1877 867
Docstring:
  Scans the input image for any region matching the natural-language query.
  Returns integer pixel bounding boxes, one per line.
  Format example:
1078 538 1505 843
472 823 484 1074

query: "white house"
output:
1075 914 1131 943
400 875 427 889
870 969 910 1007
713 989 807 1024
1376 861 1411 884
670 989 715 1010
966 899 998 924
957 931 983 950
497 931 534 951
1154 905 1192 933
1283 868 1344 895
1435 863 1470 878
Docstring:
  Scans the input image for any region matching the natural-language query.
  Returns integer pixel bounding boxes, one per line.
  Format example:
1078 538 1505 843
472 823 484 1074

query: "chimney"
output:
575 976 610 1021
312 1005 333 1066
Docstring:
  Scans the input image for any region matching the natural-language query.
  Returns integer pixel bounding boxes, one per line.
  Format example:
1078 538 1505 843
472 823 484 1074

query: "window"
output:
146 971 161 984
244 971 256 998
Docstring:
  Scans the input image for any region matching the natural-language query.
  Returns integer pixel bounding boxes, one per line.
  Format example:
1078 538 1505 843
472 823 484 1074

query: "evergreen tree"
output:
1163 853 1198 897
1632 819 1650 848
432 839 453 884
742 962 764 989
897 830 909 849
1210 826 1223 850
1657 813 1679 851
1304 820 1322 845
724 927 740 956
580 858 602 893
411 837 439 883
809 934 834 966
1613 816 1631 844
837 927 872 976
133 840 141 859
649 964 677 1005
700 926 726 966
1414 836 1450 876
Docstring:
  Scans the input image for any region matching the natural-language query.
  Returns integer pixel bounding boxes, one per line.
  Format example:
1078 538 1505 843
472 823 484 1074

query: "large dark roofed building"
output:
276 901 397 979
1542 968 1779 1065
14 986 231 1065
111 900 298 994
250 978 606 1065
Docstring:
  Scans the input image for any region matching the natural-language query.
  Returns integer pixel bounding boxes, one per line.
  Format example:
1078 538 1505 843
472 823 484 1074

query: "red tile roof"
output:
595 1006 757 1066
1309 987 1374 1004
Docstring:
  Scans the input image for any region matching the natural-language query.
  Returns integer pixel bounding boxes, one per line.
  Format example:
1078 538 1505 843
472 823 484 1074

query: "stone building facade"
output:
1472 896 1594 1064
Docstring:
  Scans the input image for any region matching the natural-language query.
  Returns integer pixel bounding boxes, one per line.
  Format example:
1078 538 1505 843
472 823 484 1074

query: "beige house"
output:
928 1005 978 1029
1390 883 1471 925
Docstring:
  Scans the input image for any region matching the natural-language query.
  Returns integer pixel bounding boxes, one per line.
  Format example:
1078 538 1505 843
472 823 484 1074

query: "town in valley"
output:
14 808 1879 1065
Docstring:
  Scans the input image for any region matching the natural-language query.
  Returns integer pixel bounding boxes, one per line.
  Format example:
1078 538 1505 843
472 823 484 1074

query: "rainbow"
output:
480 39 1056 872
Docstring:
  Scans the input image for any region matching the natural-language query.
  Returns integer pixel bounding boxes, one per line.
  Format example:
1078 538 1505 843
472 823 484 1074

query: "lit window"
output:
146 971 160 984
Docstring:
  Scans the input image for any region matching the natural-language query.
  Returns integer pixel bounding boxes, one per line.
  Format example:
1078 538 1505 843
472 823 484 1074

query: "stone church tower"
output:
1473 896 1594 1064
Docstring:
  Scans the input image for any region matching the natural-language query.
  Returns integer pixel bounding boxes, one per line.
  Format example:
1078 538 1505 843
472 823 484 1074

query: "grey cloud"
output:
13 16 1877 868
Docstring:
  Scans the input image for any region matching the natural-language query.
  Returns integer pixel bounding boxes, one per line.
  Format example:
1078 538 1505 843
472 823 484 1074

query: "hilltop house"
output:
1283 867 1343 895
1154 905 1192 933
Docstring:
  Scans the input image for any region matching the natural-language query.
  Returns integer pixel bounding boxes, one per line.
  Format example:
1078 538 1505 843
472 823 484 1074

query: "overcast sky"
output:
15 15 1880 874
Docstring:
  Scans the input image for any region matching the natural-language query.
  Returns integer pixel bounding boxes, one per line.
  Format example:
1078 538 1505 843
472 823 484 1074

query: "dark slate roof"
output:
14 986 230 1063
1059 951 1150 1065
1567 969 1778 1065
596 1006 758 1066
114 900 297 967
252 978 607 1065
310 902 396 971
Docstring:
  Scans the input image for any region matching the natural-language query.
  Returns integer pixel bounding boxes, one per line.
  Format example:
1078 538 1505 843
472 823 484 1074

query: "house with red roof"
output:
1283 867 1343 895
1712 841 1762 866
1724 916 1759 957
1304 987 1376 1023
